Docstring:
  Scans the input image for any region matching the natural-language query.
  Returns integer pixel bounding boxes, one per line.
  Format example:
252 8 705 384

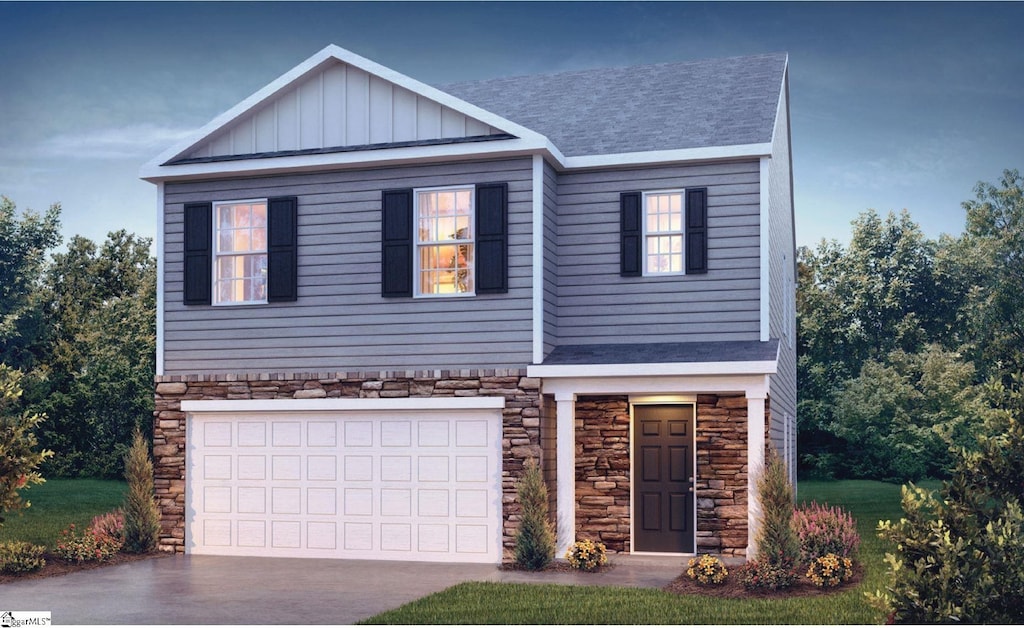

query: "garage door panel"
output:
188 410 503 563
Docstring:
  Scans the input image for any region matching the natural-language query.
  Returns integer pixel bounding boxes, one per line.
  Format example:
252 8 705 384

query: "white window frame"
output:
212 198 269 306
413 185 476 298
642 189 686 277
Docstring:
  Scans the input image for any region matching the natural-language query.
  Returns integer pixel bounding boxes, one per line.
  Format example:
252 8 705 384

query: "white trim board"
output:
181 397 506 413
528 360 777 379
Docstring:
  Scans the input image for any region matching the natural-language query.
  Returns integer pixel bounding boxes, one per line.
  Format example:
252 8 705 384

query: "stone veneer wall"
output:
152 370 541 560
574 394 765 557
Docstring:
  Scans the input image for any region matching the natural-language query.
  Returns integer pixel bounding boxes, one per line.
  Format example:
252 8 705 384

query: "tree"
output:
514 459 556 570
0 197 61 371
829 345 990 481
121 428 160 553
797 210 951 478
31 231 156 477
956 169 1024 379
0 365 53 525
874 374 1024 623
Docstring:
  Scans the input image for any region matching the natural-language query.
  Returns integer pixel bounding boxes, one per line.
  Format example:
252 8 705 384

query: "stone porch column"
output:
746 393 767 557
555 391 577 555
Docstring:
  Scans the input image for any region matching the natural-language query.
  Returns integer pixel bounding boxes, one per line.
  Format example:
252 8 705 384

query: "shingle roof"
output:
543 340 780 366
439 52 787 157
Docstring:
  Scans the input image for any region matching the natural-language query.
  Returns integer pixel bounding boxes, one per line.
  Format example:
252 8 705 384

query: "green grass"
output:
362 479 941 625
0 478 127 547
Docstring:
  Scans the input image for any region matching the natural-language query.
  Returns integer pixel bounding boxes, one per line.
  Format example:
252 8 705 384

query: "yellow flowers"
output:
806 552 854 587
565 539 608 571
686 554 729 585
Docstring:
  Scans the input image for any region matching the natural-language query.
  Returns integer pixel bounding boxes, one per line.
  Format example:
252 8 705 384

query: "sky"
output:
1 1 1022 250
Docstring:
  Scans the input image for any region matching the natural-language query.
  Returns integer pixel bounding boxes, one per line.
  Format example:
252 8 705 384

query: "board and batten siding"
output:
162 158 534 375
553 161 762 345
765 77 797 476
186 60 503 161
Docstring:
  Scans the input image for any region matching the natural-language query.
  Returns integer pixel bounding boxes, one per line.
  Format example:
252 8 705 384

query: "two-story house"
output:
142 44 795 564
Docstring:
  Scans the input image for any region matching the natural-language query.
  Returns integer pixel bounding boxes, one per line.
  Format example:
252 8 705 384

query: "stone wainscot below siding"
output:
153 370 541 560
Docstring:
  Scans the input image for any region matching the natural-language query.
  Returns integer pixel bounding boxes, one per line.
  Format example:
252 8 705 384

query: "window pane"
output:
252 204 267 227
234 205 250 228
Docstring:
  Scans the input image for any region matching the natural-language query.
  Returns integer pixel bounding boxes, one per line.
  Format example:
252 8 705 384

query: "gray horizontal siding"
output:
163 158 534 374
543 161 559 354
554 161 762 345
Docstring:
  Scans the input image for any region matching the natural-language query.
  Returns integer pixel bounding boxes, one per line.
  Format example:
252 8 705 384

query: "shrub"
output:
0 540 46 573
793 501 860 566
747 448 800 590
54 523 122 563
514 459 556 570
686 554 728 585
0 365 54 526
89 509 125 543
122 428 160 553
806 553 854 587
565 539 607 572
871 376 1024 623
738 559 800 591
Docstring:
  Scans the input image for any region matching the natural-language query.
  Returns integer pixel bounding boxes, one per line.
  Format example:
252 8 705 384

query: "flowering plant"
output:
738 557 800 591
686 554 728 585
565 539 607 571
793 502 860 566
89 509 125 543
54 523 123 563
806 552 854 587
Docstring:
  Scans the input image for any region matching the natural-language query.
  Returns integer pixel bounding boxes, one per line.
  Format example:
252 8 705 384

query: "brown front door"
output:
633 404 695 553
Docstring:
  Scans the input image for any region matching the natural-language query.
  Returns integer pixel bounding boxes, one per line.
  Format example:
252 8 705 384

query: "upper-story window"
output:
415 186 474 297
643 190 685 275
214 200 268 305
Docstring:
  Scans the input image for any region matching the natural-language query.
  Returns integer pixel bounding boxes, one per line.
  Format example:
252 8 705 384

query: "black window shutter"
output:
267 196 298 302
381 189 413 297
686 187 708 274
475 182 508 294
183 202 212 305
620 192 642 277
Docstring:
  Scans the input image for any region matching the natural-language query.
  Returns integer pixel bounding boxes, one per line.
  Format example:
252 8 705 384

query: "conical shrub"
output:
514 459 556 570
122 427 161 553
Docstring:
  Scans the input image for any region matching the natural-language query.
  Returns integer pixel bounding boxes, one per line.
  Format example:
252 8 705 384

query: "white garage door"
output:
184 399 504 563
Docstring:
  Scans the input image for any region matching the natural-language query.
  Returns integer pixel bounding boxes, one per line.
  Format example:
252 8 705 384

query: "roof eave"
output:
527 359 778 379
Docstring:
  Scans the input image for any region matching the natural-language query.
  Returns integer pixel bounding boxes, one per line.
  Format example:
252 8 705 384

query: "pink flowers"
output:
793 501 860 565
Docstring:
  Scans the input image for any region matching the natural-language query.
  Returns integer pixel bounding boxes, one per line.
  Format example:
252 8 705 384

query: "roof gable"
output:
145 45 547 171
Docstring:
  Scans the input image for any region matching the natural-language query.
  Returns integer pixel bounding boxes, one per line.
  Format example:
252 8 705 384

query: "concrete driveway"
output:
0 554 684 624
0 555 498 624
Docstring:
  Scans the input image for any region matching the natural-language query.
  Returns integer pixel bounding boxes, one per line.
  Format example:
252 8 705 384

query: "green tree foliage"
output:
873 374 1024 623
754 449 800 569
31 231 156 477
0 365 54 525
798 209 953 477
829 345 990 481
514 459 556 570
0 197 61 370
122 428 160 553
956 169 1024 379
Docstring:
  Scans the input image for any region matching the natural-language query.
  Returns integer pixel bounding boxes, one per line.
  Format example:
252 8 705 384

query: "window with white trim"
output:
214 200 268 305
644 190 685 275
415 186 474 296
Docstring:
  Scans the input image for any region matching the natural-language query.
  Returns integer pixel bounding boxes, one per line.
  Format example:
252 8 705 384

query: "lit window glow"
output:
416 188 474 296
644 191 684 275
214 201 267 304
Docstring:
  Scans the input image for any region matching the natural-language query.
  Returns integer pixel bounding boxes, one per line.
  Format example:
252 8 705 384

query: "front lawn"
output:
362 479 937 624
0 478 127 547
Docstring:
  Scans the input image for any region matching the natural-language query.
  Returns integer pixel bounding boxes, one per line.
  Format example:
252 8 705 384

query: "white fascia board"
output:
539 373 771 399
527 360 777 379
141 136 547 182
155 182 165 376
141 44 557 178
562 143 772 170
181 397 506 413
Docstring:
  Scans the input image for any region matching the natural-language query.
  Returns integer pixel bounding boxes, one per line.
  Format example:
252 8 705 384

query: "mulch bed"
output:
0 551 165 585
663 561 864 598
